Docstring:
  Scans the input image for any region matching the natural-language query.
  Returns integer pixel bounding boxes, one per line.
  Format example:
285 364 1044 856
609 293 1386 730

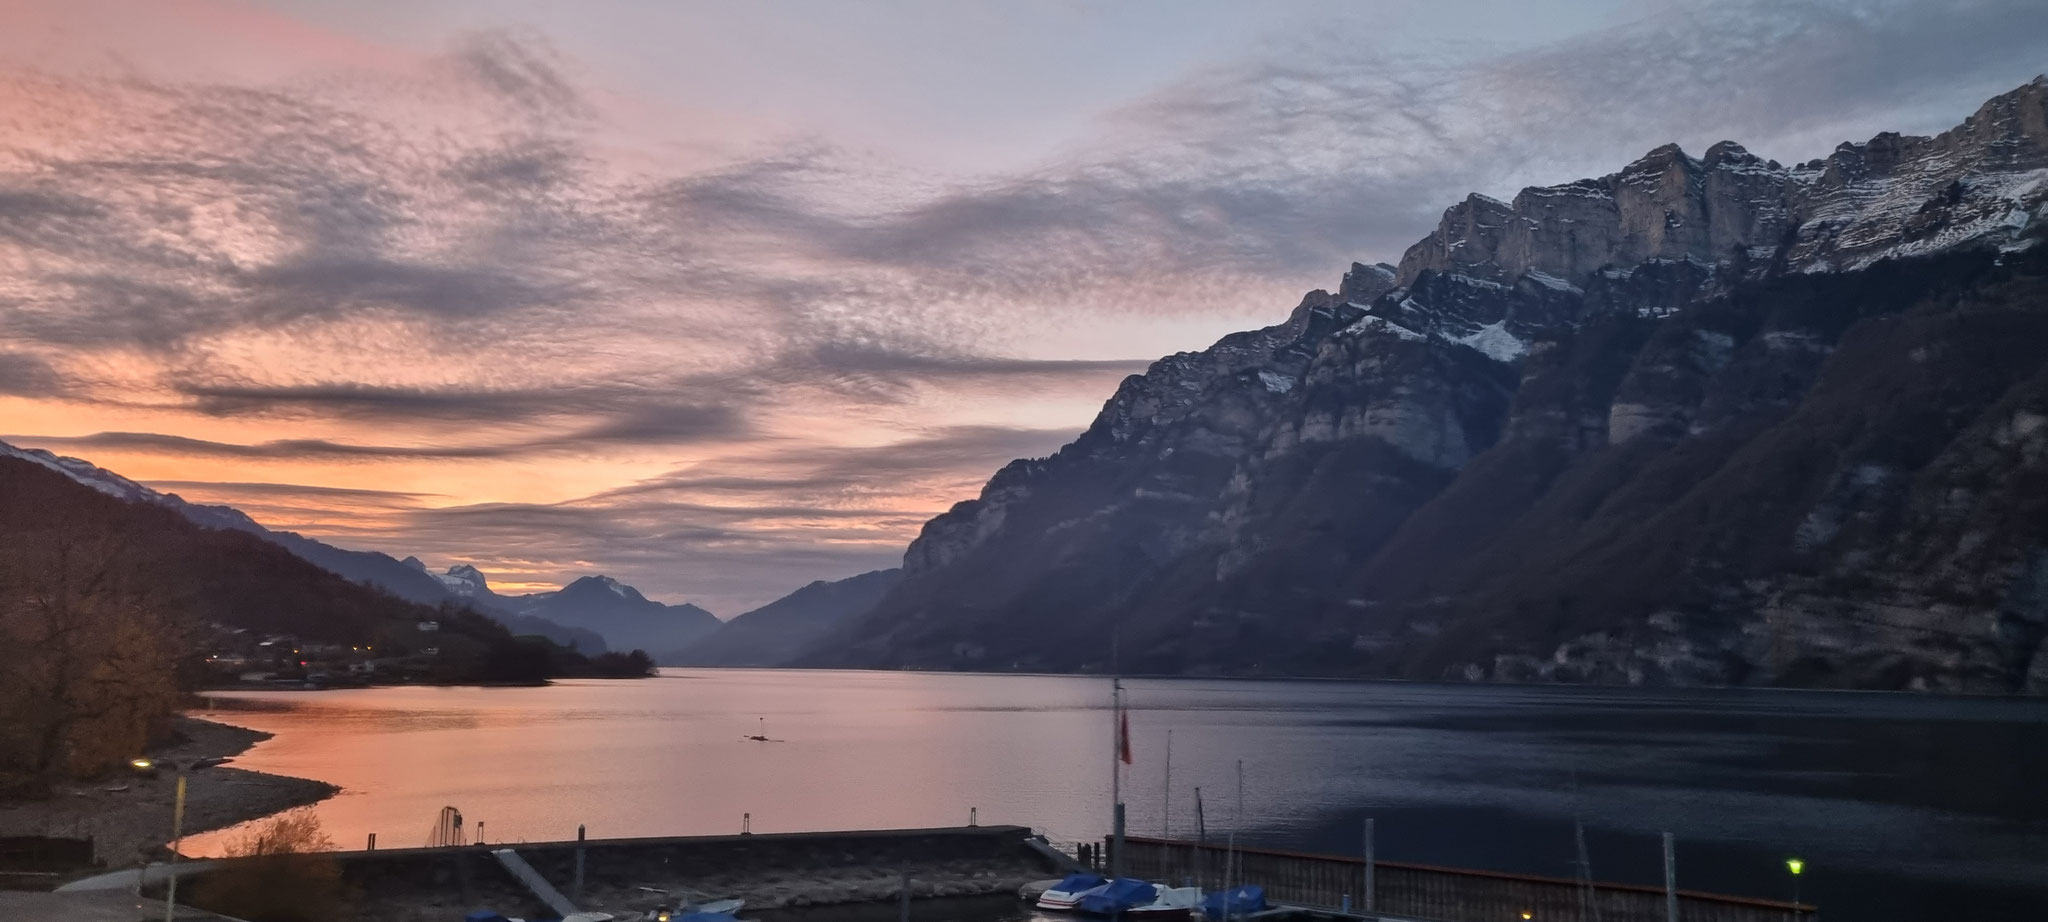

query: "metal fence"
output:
1113 836 1816 922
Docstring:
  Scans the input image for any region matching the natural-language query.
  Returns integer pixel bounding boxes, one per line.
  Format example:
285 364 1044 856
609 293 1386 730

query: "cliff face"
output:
808 78 2048 693
669 569 902 667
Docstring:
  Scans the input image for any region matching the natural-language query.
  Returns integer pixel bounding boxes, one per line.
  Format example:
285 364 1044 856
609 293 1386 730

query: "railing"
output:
1112 836 1817 922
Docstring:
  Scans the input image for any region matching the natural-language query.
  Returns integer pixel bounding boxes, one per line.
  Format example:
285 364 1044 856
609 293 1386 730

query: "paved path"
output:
0 889 245 921
56 859 220 892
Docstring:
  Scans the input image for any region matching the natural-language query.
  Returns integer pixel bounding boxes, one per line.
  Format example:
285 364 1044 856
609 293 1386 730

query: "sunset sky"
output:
3 0 2044 613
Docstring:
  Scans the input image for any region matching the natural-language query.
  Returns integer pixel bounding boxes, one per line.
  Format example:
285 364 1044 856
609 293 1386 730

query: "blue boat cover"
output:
463 913 511 922
1051 872 1108 894
676 914 739 922
1200 885 1267 919
1077 877 1157 915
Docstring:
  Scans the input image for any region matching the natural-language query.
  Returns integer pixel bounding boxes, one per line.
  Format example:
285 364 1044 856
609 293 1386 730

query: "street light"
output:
1785 857 1805 908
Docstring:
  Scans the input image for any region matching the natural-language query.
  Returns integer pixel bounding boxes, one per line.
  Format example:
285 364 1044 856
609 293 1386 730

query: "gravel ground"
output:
0 715 338 870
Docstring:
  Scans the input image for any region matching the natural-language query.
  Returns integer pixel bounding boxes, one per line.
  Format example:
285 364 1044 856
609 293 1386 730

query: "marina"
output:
107 824 1815 922
155 672 2044 921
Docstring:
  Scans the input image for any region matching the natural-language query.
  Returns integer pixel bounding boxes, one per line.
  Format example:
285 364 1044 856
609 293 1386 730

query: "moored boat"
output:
1035 871 1111 910
1196 884 1266 921
1077 878 1199 920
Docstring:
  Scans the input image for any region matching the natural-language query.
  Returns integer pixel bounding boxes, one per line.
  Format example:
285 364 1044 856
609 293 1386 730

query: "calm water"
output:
185 670 2048 920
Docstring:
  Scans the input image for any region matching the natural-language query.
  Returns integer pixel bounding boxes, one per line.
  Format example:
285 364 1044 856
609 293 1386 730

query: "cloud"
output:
445 29 592 122
13 431 531 460
240 257 583 322
9 410 746 459
593 425 1078 504
0 351 63 395
4 4 2045 611
142 480 443 503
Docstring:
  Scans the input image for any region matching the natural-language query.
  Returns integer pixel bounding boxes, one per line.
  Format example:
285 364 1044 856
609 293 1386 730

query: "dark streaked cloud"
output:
0 352 63 396
4 0 2044 610
446 29 595 123
592 425 1078 503
14 431 533 460
9 411 744 459
143 480 444 503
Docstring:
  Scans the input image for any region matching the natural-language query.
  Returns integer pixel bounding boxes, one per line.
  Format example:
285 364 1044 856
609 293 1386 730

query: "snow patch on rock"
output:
1455 321 1528 362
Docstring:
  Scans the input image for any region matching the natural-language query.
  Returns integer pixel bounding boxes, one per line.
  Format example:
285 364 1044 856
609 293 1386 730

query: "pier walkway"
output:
1114 835 1816 922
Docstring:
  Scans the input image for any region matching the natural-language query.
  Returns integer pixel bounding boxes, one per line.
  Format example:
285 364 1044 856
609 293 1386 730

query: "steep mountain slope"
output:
809 78 2048 693
3 440 450 599
507 575 721 658
0 440 608 651
669 569 902 666
0 456 476 648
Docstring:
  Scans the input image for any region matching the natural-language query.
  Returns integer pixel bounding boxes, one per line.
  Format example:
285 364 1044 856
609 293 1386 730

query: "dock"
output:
115 824 1817 922
173 824 1064 922
1115 835 1816 922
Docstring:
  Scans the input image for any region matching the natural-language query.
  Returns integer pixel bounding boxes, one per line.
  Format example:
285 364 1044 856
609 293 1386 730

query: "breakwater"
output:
1115 835 1816 922
183 824 1064 922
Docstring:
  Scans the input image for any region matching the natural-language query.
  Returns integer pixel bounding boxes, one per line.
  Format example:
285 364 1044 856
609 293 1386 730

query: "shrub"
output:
188 810 348 922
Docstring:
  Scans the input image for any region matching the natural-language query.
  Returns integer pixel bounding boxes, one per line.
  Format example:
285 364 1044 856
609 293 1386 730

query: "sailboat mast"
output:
1226 759 1243 917
1163 728 1172 839
1111 677 1126 878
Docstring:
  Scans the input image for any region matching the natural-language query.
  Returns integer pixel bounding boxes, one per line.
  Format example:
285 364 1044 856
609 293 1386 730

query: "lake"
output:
183 669 2048 921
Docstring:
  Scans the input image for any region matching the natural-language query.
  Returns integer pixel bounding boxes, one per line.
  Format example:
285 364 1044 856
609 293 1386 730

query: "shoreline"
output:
0 714 338 871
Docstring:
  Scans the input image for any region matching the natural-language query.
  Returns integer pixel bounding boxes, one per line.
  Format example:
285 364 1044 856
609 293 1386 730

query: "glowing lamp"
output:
1521 913 1533 920
130 758 154 770
1786 858 1804 876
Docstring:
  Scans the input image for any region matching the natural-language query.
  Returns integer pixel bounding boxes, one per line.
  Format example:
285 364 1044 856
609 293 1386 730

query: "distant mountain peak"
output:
565 574 644 602
436 564 491 597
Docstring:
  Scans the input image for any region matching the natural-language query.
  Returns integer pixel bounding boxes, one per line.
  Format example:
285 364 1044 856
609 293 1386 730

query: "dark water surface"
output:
187 670 2048 920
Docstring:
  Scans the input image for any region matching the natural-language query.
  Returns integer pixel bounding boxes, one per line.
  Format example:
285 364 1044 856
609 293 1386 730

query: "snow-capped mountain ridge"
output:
0 440 258 531
811 78 2048 693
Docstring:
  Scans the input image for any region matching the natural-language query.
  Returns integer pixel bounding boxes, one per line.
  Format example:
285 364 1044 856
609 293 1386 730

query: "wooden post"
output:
1363 817 1376 912
575 824 587 898
1576 821 1593 922
163 772 186 922
1662 833 1678 922
899 871 912 922
367 832 377 851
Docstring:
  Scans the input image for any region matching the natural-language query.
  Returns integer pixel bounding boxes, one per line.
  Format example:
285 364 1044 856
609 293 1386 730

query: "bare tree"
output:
0 524 185 782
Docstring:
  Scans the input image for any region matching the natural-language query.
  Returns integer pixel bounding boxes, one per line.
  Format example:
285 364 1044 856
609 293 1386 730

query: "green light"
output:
1786 858 1804 876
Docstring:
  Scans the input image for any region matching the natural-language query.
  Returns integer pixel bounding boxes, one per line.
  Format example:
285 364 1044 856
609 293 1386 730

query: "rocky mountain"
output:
0 440 607 651
806 77 2048 694
669 569 902 666
500 575 721 659
392 558 607 652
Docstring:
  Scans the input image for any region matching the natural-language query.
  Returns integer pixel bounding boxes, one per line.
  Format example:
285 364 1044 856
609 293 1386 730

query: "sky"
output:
2 0 2045 614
